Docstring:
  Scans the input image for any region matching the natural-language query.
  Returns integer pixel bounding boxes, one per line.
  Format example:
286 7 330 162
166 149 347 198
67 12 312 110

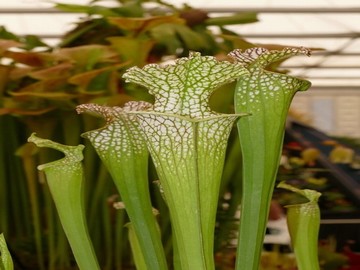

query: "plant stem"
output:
114 209 126 270
17 143 45 270
0 117 9 236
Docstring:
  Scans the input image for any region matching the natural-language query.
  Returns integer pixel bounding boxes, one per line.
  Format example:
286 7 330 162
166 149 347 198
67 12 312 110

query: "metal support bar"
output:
1 7 360 14
0 8 65 14
321 219 360 224
204 7 360 13
283 66 360 69
31 33 360 39
241 33 360 38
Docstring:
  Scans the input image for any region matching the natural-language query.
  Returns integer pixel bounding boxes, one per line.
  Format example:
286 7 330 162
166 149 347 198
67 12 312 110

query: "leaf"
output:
123 51 249 118
301 148 320 166
0 26 20 42
126 223 147 270
230 46 311 69
29 63 73 80
205 12 258 26
76 102 168 270
76 102 152 159
68 62 129 93
123 52 248 269
54 3 97 13
172 24 210 51
27 134 100 270
0 65 11 95
3 51 59 67
22 35 49 50
10 91 78 100
56 45 118 70
9 78 71 98
149 23 182 54
109 2 144 17
219 34 257 50
55 3 120 16
107 15 185 35
278 182 321 270
135 113 241 270
107 37 155 67
58 19 105 48
329 145 354 164
55 2 143 17
81 5 122 17
0 234 14 270
89 93 134 107
149 23 211 53
0 104 55 116
0 39 23 55
229 47 312 270
8 66 34 81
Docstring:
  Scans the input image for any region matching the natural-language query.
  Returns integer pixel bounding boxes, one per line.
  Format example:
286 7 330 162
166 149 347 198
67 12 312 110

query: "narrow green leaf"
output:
54 3 95 13
0 234 13 270
205 12 258 26
107 37 155 67
0 27 20 42
55 2 144 17
55 3 119 17
126 222 147 270
56 45 118 70
278 182 321 270
15 142 45 270
76 102 168 270
27 134 100 270
107 15 185 34
58 20 103 48
3 50 54 67
123 52 248 270
22 35 49 50
229 47 311 270
149 24 182 54
28 63 73 80
172 24 209 51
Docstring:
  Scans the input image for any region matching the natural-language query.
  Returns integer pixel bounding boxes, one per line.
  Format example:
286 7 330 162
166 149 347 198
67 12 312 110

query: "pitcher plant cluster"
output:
22 47 322 270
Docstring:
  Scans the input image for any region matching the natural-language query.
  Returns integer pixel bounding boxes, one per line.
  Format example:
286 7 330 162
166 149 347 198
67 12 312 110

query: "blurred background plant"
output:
1 0 351 269
0 1 261 269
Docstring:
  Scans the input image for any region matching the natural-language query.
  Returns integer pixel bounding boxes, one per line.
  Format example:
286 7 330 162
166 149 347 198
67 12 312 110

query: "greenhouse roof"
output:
1 0 360 90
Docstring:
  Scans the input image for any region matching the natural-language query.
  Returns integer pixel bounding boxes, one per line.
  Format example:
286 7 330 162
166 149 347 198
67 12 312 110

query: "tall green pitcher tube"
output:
278 182 321 270
28 134 100 270
77 102 168 270
123 52 248 269
229 47 311 270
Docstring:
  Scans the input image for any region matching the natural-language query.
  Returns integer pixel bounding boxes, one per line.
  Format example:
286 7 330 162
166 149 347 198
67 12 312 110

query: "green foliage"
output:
122 52 247 269
278 182 321 270
77 102 167 270
0 234 14 270
0 1 324 269
26 48 319 270
230 47 311 270
28 134 100 270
